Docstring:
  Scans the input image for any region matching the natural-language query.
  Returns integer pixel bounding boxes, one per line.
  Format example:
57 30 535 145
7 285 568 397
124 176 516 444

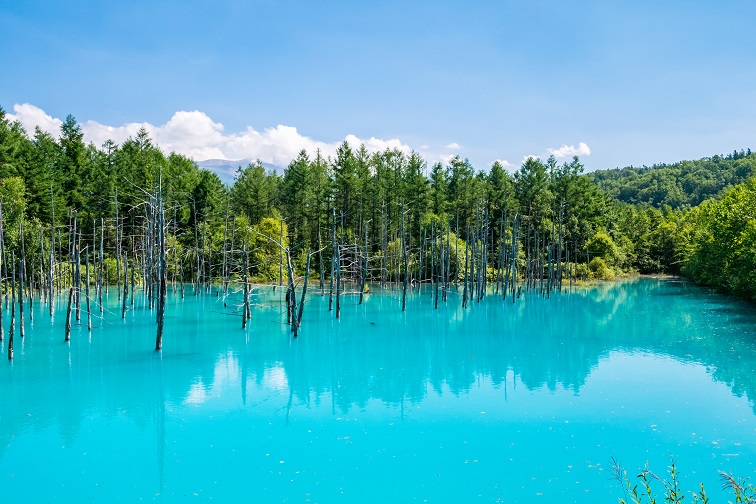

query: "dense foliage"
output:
1 106 754 299
682 176 756 301
0 107 622 282
588 150 756 208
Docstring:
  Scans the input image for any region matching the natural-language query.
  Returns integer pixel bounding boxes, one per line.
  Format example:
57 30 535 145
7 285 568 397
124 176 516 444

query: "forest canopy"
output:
588 150 755 208
1 106 754 301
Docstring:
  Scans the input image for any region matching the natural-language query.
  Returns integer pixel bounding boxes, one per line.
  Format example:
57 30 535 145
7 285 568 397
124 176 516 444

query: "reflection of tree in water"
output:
1 278 755 458
261 278 756 414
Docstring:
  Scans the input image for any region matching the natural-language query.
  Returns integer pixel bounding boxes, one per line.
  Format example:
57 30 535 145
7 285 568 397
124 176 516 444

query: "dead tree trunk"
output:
335 243 341 319
49 188 56 310
318 231 324 293
242 244 249 329
156 182 167 351
122 255 128 319
430 221 435 297
511 215 518 303
557 205 564 292
18 252 24 338
419 227 425 291
99 218 104 313
279 219 284 289
222 197 229 296
455 209 459 289
193 201 200 295
359 225 368 305
49 245 55 316
115 188 121 300
65 286 74 341
0 207 3 341
462 226 469 309
39 227 45 306
74 214 81 321
24 219 34 322
285 247 297 330
401 205 408 312
434 227 440 310
381 202 387 289
294 251 311 337
444 221 451 303
8 256 15 358
131 250 135 307
86 250 92 331
328 209 335 311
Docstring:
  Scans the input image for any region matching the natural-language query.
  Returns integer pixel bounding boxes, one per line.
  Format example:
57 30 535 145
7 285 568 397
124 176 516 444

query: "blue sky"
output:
2 0 756 171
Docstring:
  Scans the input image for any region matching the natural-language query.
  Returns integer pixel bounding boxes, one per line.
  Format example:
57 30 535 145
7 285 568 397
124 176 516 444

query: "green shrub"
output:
587 231 619 266
588 257 613 280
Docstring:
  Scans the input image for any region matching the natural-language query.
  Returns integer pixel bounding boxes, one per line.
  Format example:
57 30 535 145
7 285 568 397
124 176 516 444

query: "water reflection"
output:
1 278 755 455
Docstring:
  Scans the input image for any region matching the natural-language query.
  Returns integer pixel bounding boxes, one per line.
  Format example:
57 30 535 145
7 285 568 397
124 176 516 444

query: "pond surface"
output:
1 278 755 502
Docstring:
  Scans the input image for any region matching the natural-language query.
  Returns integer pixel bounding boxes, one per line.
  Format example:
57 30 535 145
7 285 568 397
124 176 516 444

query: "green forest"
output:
588 150 755 208
1 106 754 301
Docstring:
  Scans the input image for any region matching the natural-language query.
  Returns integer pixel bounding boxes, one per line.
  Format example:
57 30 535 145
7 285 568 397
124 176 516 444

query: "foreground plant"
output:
611 457 755 504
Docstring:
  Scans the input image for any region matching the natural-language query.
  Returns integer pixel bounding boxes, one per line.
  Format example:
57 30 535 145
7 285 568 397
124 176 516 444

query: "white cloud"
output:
7 103 63 138
81 110 232 160
510 142 591 169
491 159 513 168
445 142 461 150
344 134 411 156
223 124 336 166
8 103 412 167
547 142 591 158
439 153 457 166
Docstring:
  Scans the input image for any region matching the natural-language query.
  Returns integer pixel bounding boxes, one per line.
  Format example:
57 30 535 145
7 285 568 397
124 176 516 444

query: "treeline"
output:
682 176 756 300
588 149 756 300
0 107 660 283
1 106 754 300
588 149 756 208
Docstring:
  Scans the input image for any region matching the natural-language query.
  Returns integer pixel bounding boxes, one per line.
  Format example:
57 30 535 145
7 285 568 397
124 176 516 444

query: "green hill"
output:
588 149 755 208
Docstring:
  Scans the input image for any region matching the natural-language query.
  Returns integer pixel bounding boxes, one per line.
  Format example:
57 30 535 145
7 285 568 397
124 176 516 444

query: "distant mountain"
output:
196 158 285 185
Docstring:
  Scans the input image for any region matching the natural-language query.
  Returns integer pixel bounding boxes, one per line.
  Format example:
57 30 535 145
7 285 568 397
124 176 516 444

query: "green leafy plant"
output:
612 457 754 504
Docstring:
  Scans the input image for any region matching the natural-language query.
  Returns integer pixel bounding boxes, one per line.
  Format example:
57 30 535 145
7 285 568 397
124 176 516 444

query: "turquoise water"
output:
1 278 755 502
